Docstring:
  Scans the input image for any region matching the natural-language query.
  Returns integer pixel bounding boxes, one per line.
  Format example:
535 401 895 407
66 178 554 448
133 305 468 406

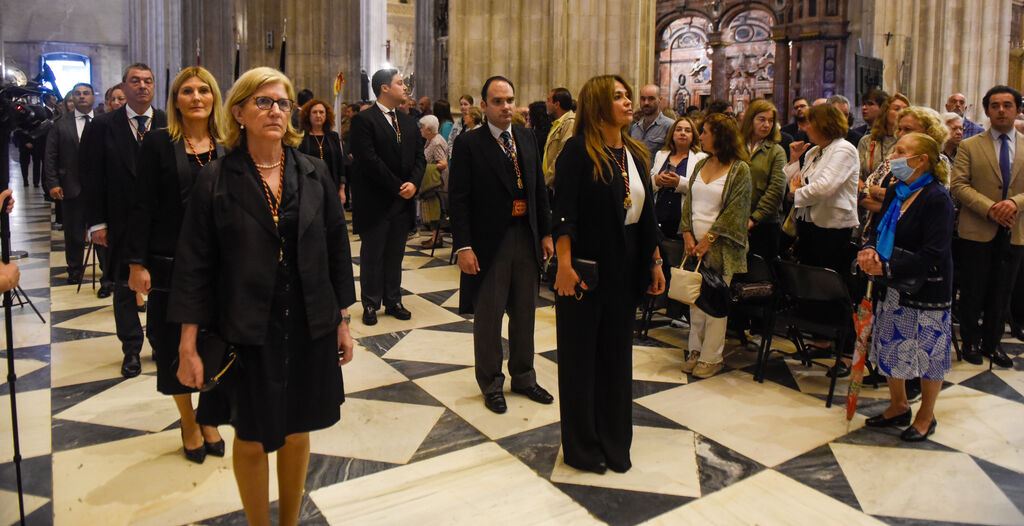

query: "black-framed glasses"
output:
250 96 295 112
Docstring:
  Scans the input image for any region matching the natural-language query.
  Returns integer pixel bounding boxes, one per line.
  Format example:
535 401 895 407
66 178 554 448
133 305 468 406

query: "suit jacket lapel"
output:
295 150 323 240
1012 134 1024 184
172 139 194 206
480 129 516 195
113 108 138 176
224 153 278 238
978 133 1004 185
512 127 534 198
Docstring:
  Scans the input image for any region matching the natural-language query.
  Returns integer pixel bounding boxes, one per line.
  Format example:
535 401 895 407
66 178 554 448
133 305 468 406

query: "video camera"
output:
0 63 59 140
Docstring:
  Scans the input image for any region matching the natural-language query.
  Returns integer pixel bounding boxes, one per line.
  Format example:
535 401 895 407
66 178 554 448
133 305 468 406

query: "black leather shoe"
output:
66 273 83 285
865 408 912 427
181 430 207 464
900 419 937 442
121 353 141 378
511 384 554 404
97 284 113 299
961 345 984 365
983 347 1014 369
205 439 226 457
483 392 507 414
362 307 378 326
1011 323 1024 343
385 303 412 320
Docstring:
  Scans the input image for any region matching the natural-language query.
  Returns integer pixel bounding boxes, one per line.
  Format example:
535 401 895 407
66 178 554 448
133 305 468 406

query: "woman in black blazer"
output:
170 67 356 526
552 75 666 474
297 98 346 205
127 66 227 464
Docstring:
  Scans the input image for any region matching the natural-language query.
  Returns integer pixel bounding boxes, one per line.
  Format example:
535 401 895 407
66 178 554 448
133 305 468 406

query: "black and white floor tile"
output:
2 149 1024 525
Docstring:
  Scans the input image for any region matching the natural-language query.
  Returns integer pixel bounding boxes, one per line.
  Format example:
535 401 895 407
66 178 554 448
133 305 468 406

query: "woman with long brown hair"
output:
127 66 227 463
857 93 910 179
649 116 707 239
552 74 665 475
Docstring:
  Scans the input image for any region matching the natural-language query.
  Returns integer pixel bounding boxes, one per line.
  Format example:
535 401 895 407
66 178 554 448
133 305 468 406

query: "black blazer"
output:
43 113 85 198
865 179 954 310
448 124 552 313
79 106 168 238
167 148 356 345
298 131 346 188
126 128 225 264
349 105 426 232
552 136 661 304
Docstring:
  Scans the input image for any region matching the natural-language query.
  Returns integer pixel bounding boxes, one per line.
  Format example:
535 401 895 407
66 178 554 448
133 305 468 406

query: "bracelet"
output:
341 314 352 324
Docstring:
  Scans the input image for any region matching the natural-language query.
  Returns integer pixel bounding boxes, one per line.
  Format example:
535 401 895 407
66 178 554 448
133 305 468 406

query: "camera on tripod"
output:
1 63 59 139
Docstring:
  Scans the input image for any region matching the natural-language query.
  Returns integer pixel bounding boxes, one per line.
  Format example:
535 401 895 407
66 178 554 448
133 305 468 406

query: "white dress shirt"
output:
624 149 645 225
376 101 401 139
487 121 516 155
74 109 95 139
783 138 860 229
990 127 1016 164
125 104 154 142
650 149 709 194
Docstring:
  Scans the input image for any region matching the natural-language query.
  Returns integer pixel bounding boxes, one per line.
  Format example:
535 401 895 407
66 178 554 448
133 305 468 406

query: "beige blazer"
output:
949 130 1024 245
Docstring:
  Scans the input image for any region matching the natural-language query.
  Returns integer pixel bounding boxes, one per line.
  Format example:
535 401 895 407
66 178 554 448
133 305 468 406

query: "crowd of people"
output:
14 57 1024 523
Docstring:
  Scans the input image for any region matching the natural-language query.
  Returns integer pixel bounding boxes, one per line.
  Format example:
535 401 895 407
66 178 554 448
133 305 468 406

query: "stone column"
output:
361 0 388 99
414 0 436 98
773 34 790 121
708 31 728 100
129 0 183 110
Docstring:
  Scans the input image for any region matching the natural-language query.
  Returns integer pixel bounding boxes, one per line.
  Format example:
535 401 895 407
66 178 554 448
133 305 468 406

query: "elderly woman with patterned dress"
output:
127 66 228 464
679 113 752 379
170 67 356 526
418 114 450 248
297 98 347 205
858 132 954 442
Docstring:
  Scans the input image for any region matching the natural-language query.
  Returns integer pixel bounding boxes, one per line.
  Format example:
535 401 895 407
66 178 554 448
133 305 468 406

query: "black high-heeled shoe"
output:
900 419 937 442
865 408 912 427
181 430 207 464
205 439 226 457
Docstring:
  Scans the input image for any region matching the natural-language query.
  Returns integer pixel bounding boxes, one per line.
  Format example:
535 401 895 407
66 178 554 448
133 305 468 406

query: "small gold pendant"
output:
624 196 632 209
517 178 524 189
622 172 628 179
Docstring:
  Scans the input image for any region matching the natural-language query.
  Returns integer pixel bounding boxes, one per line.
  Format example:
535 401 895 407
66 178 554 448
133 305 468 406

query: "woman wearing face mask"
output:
649 116 707 239
857 132 954 442
126 66 227 463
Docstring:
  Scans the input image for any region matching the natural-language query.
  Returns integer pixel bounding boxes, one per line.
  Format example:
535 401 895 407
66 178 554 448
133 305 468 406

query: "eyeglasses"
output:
250 96 295 112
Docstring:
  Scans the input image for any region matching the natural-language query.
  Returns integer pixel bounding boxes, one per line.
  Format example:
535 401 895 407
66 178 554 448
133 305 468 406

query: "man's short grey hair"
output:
827 94 850 106
419 114 439 133
940 111 963 125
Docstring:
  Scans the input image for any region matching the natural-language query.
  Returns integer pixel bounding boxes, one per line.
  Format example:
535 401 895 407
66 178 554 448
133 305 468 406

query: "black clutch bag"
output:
172 329 237 392
543 256 599 293
146 255 175 292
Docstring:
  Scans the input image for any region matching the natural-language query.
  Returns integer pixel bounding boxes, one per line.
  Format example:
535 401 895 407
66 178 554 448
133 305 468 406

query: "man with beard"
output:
629 84 674 165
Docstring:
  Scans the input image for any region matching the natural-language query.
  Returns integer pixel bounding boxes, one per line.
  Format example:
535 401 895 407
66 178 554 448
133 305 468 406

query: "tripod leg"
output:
78 241 91 294
14 286 44 324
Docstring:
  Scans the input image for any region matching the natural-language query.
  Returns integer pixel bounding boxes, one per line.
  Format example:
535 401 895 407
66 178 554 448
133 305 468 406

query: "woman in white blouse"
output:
650 116 708 238
785 103 860 274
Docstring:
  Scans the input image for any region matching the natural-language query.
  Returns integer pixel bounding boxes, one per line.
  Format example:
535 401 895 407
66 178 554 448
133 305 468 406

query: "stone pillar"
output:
708 31 728 100
773 35 790 121
414 0 437 98
129 0 183 110
362 0 388 99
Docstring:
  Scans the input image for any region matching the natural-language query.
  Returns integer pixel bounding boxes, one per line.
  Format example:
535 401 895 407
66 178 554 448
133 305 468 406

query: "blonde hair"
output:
869 92 910 141
897 106 950 146
574 74 650 181
166 66 224 143
221 67 302 150
905 132 949 185
739 99 782 145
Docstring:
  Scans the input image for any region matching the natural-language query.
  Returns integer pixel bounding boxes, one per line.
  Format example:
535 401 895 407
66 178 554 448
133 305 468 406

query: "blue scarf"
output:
875 173 933 261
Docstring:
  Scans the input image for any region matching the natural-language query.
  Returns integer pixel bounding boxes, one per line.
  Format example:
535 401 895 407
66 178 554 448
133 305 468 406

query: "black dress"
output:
129 130 222 396
196 153 345 452
298 131 346 189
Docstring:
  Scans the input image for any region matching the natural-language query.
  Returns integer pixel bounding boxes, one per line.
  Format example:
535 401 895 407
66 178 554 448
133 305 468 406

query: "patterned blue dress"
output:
870 287 952 380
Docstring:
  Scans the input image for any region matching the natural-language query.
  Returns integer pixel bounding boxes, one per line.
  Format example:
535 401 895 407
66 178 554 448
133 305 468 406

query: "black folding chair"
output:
729 254 778 382
769 260 855 407
637 238 686 338
77 240 99 293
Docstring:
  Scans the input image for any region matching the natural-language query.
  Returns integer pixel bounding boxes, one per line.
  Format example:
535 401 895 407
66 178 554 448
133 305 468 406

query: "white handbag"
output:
668 256 703 305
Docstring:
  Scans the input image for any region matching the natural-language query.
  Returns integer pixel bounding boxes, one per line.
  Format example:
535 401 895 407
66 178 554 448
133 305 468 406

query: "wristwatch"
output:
341 314 352 324
705 233 718 243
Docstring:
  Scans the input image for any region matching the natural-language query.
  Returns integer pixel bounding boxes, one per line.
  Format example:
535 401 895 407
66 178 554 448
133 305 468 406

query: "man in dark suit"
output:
79 63 166 378
449 76 554 414
349 68 425 325
44 82 95 285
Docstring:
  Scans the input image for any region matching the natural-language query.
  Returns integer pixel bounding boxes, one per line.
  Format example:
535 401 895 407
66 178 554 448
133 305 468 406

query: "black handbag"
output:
543 256 599 295
694 261 732 317
146 255 175 292
172 329 237 392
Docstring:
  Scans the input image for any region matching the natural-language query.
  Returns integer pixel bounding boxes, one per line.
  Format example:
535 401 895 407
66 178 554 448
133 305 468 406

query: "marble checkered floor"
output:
3 153 1024 525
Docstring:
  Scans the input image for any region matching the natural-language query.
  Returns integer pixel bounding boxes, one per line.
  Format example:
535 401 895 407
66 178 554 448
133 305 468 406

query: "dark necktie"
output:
79 114 91 139
386 111 401 143
1000 134 1011 200
499 131 515 163
133 115 149 142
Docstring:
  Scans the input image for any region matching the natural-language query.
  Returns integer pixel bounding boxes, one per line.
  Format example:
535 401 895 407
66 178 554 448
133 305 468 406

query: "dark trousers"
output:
957 230 1024 352
473 221 538 394
359 208 410 309
555 226 638 471
62 197 88 277
107 234 144 355
1011 257 1024 326
18 143 42 186
795 220 854 275
748 221 781 262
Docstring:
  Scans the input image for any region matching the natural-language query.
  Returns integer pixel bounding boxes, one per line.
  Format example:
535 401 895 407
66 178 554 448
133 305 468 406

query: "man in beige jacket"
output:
950 85 1024 368
542 87 575 191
